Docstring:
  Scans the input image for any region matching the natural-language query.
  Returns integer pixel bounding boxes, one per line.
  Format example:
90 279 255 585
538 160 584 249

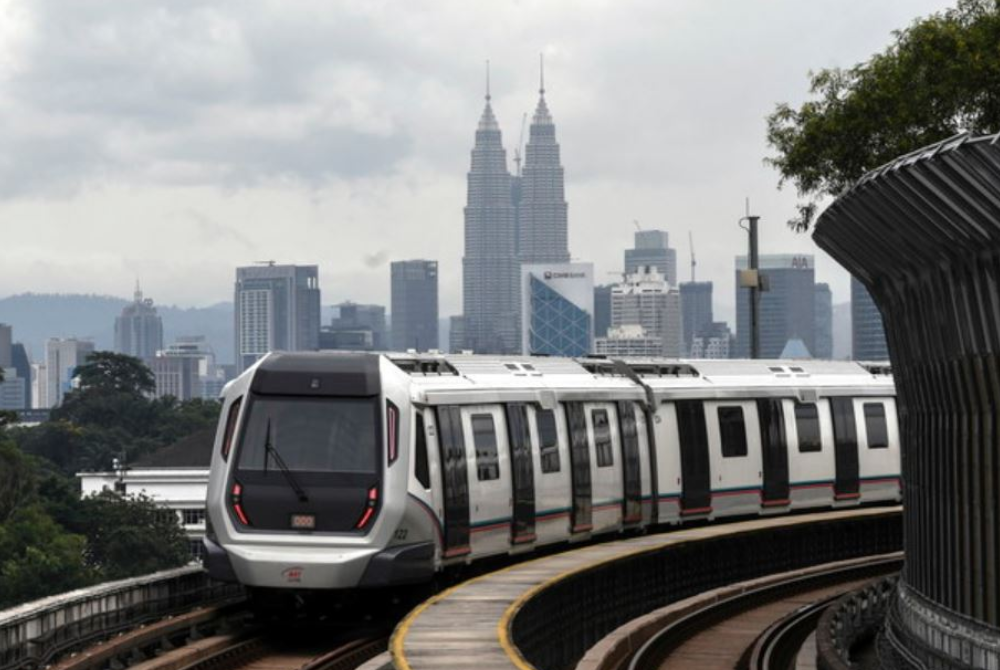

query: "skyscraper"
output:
625 230 678 287
735 254 816 358
462 73 519 354
391 260 439 352
114 282 164 361
851 276 889 360
679 281 713 355
234 263 320 372
518 61 570 265
0 324 27 410
593 285 613 339
813 283 833 359
611 267 684 357
521 263 593 357
43 338 95 408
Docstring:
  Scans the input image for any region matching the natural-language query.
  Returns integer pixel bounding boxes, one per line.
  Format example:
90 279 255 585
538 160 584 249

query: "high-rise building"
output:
814 283 833 359
851 276 889 360
0 324 11 368
448 316 467 353
114 283 164 361
611 267 683 357
679 282 713 355
391 260 439 352
153 336 229 400
735 254 816 358
689 321 733 359
0 324 27 410
595 325 663 357
593 285 612 339
625 230 678 286
517 66 570 266
323 302 387 351
43 338 95 408
521 263 593 357
234 263 320 372
462 77 519 354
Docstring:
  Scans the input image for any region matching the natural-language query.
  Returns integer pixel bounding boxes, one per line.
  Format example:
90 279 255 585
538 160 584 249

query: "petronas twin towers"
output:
462 62 570 354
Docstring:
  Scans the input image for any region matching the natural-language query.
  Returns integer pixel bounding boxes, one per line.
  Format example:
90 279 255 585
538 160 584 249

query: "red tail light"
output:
231 481 250 526
355 486 379 530
221 397 243 461
386 400 399 465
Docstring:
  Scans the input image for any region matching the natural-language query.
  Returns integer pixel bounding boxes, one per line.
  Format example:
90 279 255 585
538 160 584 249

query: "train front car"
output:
203 352 427 594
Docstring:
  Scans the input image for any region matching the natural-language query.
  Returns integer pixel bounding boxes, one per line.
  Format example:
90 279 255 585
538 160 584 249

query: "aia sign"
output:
790 256 810 269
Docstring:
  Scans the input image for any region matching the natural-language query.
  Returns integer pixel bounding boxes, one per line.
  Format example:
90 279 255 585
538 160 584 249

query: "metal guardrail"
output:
0 565 244 670
510 510 902 670
816 575 898 670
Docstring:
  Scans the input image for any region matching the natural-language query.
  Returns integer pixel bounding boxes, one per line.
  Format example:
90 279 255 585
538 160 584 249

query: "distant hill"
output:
0 293 234 364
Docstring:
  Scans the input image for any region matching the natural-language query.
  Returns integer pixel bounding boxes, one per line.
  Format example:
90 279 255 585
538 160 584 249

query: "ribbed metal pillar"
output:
814 133 1000 669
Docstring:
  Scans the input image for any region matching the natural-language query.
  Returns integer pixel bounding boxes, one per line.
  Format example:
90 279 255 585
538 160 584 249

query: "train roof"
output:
383 353 894 404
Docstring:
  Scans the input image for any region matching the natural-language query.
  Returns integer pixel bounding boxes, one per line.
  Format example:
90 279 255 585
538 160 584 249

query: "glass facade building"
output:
521 263 594 357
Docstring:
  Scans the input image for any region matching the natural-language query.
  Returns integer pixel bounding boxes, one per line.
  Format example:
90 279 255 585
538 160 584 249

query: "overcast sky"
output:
0 0 953 324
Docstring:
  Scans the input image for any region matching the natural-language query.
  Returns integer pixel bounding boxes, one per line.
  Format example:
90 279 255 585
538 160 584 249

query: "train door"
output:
462 405 512 555
587 403 622 532
435 406 470 557
705 400 762 518
855 397 899 502
505 404 536 544
676 400 711 515
617 401 643 524
757 398 790 506
830 397 860 500
565 402 593 533
786 398 836 509
528 404 572 544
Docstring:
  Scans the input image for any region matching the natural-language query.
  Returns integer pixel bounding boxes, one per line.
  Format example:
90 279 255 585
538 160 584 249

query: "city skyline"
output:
0 1 954 326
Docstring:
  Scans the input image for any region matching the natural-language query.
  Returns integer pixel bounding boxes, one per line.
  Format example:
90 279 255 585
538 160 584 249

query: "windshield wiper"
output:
263 419 309 503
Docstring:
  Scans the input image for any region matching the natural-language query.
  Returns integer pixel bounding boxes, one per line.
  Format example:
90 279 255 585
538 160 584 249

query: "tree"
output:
766 0 1000 230
0 439 35 524
78 491 190 580
72 351 155 396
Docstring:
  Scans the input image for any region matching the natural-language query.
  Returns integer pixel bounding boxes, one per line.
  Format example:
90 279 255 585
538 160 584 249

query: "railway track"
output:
625 556 902 670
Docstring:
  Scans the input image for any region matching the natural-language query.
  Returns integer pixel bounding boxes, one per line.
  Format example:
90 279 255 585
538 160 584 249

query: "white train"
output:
203 353 900 593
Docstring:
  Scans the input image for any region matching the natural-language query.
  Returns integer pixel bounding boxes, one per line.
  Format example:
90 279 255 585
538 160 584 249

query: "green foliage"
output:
77 491 190 580
72 351 155 396
0 439 36 524
766 0 1000 230
0 504 92 609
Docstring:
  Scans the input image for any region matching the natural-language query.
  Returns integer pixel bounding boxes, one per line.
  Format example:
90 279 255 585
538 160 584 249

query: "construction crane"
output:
689 231 697 282
513 112 527 176
633 219 642 231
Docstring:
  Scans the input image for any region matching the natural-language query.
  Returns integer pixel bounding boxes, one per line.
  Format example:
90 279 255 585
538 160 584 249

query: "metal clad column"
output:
813 133 1000 669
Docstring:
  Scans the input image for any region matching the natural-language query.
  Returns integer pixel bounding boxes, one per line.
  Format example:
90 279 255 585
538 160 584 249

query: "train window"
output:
592 409 614 467
718 406 748 458
415 412 431 489
795 403 822 453
537 409 561 473
471 414 500 481
864 403 888 449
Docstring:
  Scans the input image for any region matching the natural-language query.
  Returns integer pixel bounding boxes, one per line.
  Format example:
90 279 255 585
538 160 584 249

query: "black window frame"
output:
718 405 748 458
414 411 431 489
592 408 614 468
471 413 500 481
536 408 561 474
794 402 822 453
863 402 889 449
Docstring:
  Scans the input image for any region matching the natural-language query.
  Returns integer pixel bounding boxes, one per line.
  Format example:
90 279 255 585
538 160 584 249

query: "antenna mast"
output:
514 112 527 176
689 231 696 282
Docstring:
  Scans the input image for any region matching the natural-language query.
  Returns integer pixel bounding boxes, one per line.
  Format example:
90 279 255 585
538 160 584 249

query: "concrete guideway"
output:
390 507 901 670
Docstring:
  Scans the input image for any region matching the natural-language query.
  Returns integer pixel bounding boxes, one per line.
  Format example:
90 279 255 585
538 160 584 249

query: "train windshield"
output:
236 396 379 474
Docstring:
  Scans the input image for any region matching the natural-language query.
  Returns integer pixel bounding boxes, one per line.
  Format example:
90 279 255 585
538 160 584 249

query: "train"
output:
203 352 900 594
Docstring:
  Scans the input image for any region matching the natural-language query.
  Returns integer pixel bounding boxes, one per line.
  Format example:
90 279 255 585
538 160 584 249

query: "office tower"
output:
814 283 833 359
0 325 27 410
462 76 519 354
322 302 387 351
114 283 164 361
43 338 95 408
735 254 816 358
595 325 664 357
593 285 612 339
517 64 570 265
679 282 713 355
611 267 684 357
689 322 733 359
851 276 889 360
155 336 228 400
449 316 467 353
521 263 593 357
391 261 439 352
625 230 678 286
234 263 320 372
0 324 11 368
